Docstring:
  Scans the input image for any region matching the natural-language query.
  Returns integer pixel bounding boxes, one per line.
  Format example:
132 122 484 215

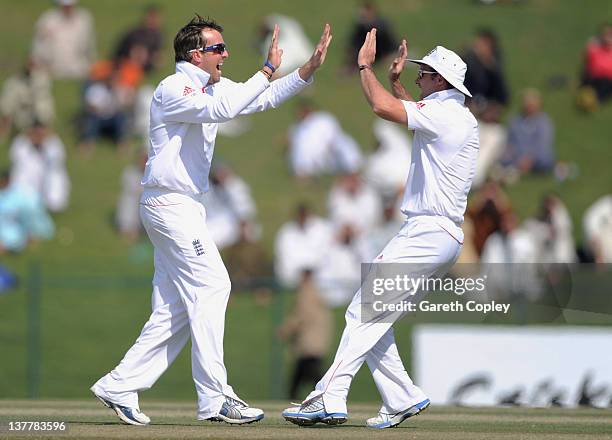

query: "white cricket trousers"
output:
92 189 241 419
304 215 463 414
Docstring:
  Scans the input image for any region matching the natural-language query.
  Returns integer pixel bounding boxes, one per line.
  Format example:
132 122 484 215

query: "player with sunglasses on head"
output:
91 14 332 427
283 31 479 429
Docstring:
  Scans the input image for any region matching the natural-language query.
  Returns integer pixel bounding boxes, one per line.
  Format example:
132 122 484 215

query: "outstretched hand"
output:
266 24 283 71
298 23 332 80
358 28 377 67
309 23 333 69
389 39 408 81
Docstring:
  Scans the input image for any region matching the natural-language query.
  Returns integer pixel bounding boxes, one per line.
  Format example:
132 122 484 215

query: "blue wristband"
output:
264 61 276 73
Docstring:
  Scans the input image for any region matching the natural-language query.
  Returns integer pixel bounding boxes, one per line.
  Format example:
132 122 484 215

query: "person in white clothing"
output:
283 32 479 429
364 119 412 200
31 0 96 79
583 194 612 263
327 172 382 237
289 100 363 179
275 203 333 289
9 122 70 213
315 224 365 307
91 15 332 426
200 163 258 249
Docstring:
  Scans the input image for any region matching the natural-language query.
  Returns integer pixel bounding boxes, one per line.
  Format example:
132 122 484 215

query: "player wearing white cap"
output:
283 29 479 429
90 15 332 426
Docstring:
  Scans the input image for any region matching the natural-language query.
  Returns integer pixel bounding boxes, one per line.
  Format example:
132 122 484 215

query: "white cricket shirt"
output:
142 61 311 195
400 89 479 226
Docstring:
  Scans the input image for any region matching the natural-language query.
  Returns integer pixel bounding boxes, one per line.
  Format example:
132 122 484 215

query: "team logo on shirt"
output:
416 102 427 109
183 86 195 96
192 239 205 256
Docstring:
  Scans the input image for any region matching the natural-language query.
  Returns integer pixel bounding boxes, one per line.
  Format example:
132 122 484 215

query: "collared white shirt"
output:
142 62 311 195
400 89 479 226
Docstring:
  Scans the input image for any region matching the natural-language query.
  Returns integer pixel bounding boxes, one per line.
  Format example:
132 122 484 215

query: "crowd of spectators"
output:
0 1 166 255
0 0 610 400
0 1 608 267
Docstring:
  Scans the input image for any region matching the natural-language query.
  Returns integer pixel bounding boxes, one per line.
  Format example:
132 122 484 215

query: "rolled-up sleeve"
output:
161 71 270 124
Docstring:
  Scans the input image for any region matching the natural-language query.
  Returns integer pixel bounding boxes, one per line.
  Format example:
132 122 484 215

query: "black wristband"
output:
359 64 372 71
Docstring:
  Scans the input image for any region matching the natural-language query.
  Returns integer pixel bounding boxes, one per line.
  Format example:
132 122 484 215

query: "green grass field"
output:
2 400 612 440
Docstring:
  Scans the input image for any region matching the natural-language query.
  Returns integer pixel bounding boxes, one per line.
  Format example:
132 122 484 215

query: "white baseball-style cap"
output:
408 46 472 97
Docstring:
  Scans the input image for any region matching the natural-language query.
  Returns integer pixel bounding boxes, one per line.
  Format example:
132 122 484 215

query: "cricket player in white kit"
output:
90 15 332 426
283 30 479 428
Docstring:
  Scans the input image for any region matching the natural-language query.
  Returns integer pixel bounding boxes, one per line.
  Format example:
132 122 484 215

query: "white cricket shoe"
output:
206 396 264 425
90 387 151 426
282 395 348 426
366 398 430 429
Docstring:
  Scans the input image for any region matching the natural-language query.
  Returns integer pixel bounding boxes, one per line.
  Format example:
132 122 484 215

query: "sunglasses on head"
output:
417 68 438 79
189 43 227 55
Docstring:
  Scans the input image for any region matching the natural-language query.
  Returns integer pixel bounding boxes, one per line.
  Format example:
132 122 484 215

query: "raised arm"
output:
358 29 408 124
241 23 333 114
298 23 333 81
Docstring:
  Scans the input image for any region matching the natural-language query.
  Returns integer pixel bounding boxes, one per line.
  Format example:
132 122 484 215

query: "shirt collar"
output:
176 61 210 89
423 88 465 104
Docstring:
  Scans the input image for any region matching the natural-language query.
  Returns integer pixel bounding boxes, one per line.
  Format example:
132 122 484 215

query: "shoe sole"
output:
367 399 430 429
283 412 348 427
207 413 264 425
91 390 148 426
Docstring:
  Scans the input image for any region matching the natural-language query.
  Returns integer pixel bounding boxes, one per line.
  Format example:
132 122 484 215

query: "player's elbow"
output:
372 100 406 124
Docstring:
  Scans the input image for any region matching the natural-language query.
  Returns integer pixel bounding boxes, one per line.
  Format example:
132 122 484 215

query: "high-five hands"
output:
309 23 333 69
358 28 377 67
266 24 283 71
389 39 408 82
298 23 333 80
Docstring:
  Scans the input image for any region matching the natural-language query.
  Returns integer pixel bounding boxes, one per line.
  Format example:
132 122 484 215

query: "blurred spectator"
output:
274 203 332 289
358 203 403 262
0 59 54 139
343 1 396 74
78 68 132 154
200 163 258 250
472 102 505 188
0 170 54 254
463 28 509 111
500 89 555 177
114 4 164 74
523 194 576 263
481 212 538 263
328 172 382 237
116 152 147 243
364 119 411 201
31 0 96 80
258 15 313 77
583 194 612 263
577 22 612 111
315 224 364 307
223 221 273 289
133 84 155 147
9 121 70 213
288 100 363 179
480 212 542 301
467 180 512 256
278 269 332 400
